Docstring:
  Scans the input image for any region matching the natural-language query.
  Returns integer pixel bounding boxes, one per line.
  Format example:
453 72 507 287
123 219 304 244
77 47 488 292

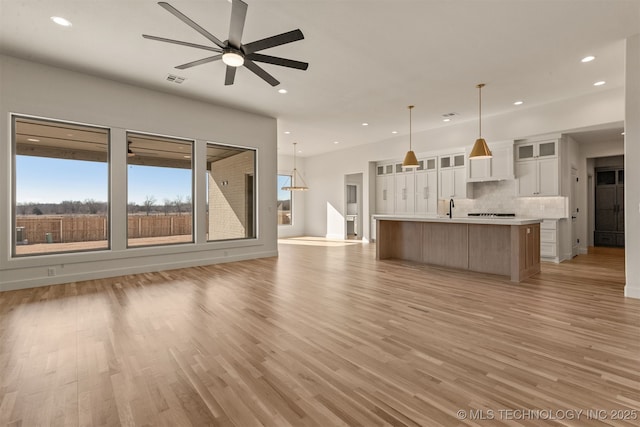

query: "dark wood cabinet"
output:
595 168 624 247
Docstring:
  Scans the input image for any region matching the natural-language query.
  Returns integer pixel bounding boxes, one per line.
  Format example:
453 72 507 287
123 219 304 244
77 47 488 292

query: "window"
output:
278 174 292 225
206 143 256 240
127 132 193 247
13 116 110 256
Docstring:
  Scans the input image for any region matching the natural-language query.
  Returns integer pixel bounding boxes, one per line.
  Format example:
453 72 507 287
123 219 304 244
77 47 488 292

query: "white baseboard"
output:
625 284 640 299
0 250 278 293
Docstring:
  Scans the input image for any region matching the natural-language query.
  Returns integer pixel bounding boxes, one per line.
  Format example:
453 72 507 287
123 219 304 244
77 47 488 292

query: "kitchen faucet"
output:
449 198 455 218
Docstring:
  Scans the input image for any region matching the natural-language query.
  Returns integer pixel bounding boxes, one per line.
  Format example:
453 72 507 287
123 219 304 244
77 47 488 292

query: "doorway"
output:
594 167 625 247
345 173 363 240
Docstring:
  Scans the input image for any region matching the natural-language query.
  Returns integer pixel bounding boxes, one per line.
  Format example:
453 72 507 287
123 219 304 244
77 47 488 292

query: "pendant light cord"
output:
477 83 484 138
408 105 414 150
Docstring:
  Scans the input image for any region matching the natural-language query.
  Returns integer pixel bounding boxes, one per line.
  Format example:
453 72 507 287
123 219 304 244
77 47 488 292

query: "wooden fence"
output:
16 214 193 244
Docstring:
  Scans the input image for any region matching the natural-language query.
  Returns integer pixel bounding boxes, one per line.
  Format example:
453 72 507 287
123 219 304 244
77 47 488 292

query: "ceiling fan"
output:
142 0 308 86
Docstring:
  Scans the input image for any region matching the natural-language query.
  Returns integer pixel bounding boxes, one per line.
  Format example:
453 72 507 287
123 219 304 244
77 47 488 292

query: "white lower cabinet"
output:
540 219 559 262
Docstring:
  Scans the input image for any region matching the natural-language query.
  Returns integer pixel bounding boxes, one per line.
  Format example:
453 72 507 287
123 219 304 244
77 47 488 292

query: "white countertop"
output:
372 214 543 226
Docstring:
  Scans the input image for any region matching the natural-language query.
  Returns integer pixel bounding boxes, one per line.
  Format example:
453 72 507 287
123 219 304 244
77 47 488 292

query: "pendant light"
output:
469 83 492 158
281 142 309 191
402 105 419 168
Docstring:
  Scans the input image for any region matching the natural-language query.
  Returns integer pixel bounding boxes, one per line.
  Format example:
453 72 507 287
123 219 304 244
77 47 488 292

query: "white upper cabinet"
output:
394 162 415 214
375 163 395 213
515 139 559 196
467 141 515 182
415 157 437 214
438 153 471 199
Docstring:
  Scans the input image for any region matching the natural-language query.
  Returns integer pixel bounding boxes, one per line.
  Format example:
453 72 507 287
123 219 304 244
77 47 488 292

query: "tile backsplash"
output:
446 180 568 219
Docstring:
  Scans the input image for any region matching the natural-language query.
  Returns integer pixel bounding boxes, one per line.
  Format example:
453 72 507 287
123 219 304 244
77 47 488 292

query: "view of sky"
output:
16 156 191 205
278 174 292 201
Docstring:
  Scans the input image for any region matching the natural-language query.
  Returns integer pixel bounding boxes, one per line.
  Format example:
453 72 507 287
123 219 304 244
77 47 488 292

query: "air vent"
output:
166 74 186 84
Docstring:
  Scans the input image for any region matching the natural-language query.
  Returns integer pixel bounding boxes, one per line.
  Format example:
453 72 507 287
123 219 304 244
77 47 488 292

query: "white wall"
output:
624 34 640 298
0 55 278 291
277 153 306 238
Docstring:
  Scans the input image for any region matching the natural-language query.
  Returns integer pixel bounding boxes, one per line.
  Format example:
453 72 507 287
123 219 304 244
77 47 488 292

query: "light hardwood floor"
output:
1 241 638 426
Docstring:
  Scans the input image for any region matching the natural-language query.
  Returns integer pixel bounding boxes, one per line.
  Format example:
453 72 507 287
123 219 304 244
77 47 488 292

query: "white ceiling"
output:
1 1 637 157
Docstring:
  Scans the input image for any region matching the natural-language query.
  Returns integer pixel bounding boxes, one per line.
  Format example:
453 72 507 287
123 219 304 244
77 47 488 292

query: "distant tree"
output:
163 198 172 216
84 198 100 214
143 195 156 216
174 195 184 215
128 202 138 214
61 200 74 214
185 195 192 213
17 203 28 216
32 206 43 215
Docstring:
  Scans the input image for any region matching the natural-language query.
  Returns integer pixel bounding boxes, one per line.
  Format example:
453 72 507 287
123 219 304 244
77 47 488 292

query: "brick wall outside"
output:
208 151 255 240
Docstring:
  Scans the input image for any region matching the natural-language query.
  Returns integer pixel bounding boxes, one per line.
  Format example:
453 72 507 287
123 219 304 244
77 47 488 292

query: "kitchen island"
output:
374 215 542 282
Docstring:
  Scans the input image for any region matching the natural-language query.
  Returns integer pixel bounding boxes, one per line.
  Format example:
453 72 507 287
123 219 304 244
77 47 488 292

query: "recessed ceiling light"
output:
284 131 291 134
51 16 72 27
362 123 369 126
581 55 595 63
333 141 339 144
391 131 398 134
278 89 287 94
593 81 606 86
513 100 524 105
443 118 451 122
621 132 625 135
27 138 40 142
183 155 191 159
297 150 302 153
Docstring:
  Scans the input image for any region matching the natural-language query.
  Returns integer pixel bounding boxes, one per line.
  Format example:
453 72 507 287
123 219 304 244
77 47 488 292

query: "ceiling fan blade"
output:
242 29 304 54
175 55 222 70
228 0 248 48
142 34 222 52
225 66 237 86
245 53 308 70
158 2 225 48
244 60 279 86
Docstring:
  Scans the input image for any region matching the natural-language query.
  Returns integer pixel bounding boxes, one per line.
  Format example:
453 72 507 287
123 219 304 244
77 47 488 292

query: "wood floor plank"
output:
0 242 638 426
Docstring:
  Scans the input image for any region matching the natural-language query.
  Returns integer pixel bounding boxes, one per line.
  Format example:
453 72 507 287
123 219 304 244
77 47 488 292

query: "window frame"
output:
125 130 195 249
277 173 294 227
11 114 111 258
205 141 258 242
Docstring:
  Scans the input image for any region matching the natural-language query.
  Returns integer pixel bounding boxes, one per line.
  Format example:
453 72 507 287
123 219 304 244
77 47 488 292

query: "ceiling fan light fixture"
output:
402 105 420 168
222 50 244 67
470 83 492 159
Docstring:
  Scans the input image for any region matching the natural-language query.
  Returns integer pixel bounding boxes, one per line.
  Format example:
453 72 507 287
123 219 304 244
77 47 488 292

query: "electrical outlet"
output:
47 267 56 276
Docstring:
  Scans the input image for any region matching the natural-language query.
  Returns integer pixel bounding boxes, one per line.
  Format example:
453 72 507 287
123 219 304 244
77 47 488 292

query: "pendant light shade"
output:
281 142 309 191
469 83 492 159
402 105 420 168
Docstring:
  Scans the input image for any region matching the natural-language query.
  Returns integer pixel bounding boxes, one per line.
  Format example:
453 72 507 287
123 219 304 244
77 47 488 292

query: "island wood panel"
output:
511 223 541 281
468 224 511 276
422 222 469 269
376 220 423 262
